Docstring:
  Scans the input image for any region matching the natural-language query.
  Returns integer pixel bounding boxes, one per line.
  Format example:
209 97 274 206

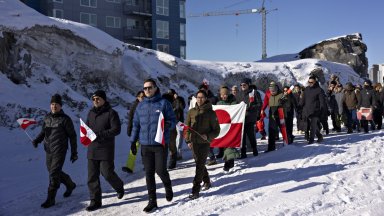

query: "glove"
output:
130 143 137 155
70 153 78 163
32 140 38 148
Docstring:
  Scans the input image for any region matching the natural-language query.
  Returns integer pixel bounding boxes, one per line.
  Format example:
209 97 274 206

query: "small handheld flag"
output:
154 112 165 146
80 118 97 146
17 118 37 130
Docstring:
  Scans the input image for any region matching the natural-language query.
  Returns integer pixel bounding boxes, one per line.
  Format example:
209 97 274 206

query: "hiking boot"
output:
317 134 323 143
41 189 56 208
207 159 217 166
165 186 173 202
117 190 124 199
86 200 101 212
63 182 76 198
143 199 158 213
122 166 133 173
202 182 211 191
188 193 199 200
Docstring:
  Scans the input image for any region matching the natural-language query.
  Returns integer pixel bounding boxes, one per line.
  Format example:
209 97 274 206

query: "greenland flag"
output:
249 89 255 103
80 118 97 146
154 112 165 146
211 102 247 148
17 118 37 130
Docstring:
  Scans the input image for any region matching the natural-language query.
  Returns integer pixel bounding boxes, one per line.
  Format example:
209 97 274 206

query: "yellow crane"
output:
189 0 277 60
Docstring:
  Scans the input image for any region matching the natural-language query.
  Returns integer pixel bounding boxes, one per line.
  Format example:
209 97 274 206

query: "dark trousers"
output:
87 159 124 202
307 116 322 141
191 143 210 193
268 116 280 151
241 122 258 156
373 109 382 129
285 111 294 141
141 145 172 200
46 153 73 191
331 112 341 130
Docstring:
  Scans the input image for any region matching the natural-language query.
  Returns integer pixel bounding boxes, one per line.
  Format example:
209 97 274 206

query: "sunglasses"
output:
308 81 314 84
143 86 154 91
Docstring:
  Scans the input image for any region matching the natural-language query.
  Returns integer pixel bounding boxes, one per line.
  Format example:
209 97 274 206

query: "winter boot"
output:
86 200 102 211
63 182 76 198
202 182 211 191
117 189 124 199
189 184 200 199
188 193 200 200
228 159 234 169
223 161 230 172
41 189 57 208
143 199 158 213
207 159 217 166
165 183 173 202
168 153 177 169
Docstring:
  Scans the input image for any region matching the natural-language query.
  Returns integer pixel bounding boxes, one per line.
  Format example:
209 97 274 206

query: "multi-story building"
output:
369 64 384 84
21 0 187 59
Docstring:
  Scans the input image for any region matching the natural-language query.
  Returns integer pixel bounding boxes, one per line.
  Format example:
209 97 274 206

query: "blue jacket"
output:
130 93 176 146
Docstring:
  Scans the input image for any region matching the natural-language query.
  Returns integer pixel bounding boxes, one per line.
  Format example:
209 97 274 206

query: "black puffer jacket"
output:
127 99 140 137
300 82 326 119
86 102 121 160
34 110 77 155
358 87 375 108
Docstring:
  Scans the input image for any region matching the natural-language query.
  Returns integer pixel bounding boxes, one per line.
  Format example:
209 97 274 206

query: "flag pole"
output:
23 130 34 142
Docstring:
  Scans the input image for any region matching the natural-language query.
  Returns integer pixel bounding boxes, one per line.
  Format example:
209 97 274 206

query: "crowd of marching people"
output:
30 69 384 213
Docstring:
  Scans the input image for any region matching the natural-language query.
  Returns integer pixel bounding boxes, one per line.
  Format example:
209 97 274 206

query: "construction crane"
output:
188 0 277 60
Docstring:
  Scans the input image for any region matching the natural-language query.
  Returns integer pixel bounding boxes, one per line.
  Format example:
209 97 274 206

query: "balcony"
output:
123 3 152 17
124 27 152 41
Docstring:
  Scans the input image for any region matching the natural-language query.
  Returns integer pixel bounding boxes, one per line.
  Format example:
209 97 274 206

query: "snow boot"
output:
63 182 76 198
165 184 173 202
202 182 211 191
41 188 57 208
168 153 177 169
86 200 102 211
143 199 158 213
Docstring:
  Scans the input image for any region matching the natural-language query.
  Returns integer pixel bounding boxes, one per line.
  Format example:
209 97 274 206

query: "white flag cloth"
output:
154 112 165 146
17 118 37 130
211 102 247 148
80 118 97 146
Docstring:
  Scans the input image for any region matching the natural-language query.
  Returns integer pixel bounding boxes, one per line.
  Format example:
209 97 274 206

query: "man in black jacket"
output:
300 76 325 144
32 94 78 208
85 90 124 211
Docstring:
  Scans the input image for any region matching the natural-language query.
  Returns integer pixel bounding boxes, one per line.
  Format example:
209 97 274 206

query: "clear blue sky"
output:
186 0 383 68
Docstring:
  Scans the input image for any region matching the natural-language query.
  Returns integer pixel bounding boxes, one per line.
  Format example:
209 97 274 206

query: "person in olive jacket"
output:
129 78 176 213
32 94 77 209
185 90 220 199
85 90 124 212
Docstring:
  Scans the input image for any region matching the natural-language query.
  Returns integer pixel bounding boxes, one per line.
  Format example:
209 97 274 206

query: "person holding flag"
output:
85 90 125 211
129 78 176 213
32 94 77 209
185 90 220 199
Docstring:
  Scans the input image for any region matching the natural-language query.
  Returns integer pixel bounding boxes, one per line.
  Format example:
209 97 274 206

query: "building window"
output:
106 0 120 3
156 20 169 39
156 0 169 16
180 46 186 59
106 16 121 28
179 1 185 18
53 9 63 18
157 44 169 53
53 0 63 3
80 0 97 8
180 23 186 41
80 12 97 26
126 0 137 6
127 18 140 29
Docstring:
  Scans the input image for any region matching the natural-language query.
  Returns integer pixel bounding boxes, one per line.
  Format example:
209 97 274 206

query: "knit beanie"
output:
50 94 62 106
92 90 107 101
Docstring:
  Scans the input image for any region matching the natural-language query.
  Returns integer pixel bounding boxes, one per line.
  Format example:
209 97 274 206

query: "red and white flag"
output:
17 118 37 130
80 118 97 146
176 121 189 138
249 89 255 103
211 102 247 148
154 112 165 146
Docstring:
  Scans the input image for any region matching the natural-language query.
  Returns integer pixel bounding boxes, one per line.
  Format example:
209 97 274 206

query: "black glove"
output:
32 140 38 148
70 153 78 163
130 143 137 155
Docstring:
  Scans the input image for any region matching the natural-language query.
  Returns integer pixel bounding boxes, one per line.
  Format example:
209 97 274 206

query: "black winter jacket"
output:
236 88 262 123
300 82 326 119
86 102 121 160
358 87 375 108
127 99 140 137
34 110 77 155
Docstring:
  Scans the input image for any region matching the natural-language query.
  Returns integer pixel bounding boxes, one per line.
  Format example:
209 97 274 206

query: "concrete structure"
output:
21 0 187 58
369 64 384 84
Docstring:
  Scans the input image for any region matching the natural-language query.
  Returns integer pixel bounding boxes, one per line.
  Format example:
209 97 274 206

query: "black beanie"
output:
92 90 107 101
50 94 62 105
241 78 252 85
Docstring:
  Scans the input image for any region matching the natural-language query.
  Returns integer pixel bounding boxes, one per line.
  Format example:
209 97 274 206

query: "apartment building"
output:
22 0 187 59
369 64 384 84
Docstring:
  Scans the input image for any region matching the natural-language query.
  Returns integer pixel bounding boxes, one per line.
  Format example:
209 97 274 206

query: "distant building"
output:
369 64 384 84
21 0 187 59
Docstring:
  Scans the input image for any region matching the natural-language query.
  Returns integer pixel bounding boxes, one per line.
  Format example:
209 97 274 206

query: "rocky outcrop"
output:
299 33 368 77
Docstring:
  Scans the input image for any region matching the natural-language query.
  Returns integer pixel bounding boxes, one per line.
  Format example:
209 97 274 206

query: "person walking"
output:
122 90 145 173
85 90 125 211
342 82 359 133
129 79 176 213
358 80 375 133
185 90 220 199
32 94 78 208
300 76 325 144
236 78 262 158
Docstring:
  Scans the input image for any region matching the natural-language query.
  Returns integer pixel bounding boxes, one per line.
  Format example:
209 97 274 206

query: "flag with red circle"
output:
211 102 247 148
17 118 37 130
80 118 97 146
